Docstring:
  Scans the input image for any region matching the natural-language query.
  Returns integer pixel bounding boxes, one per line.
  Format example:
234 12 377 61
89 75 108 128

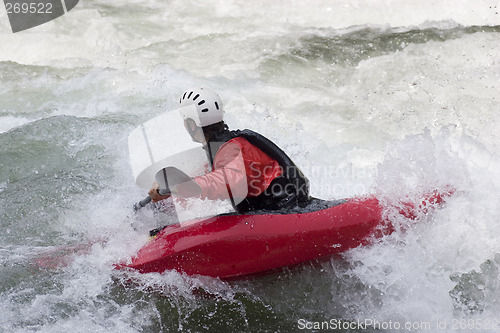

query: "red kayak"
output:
116 189 453 279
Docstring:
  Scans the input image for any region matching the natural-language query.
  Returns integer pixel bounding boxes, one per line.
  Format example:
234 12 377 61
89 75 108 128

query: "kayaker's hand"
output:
149 182 171 202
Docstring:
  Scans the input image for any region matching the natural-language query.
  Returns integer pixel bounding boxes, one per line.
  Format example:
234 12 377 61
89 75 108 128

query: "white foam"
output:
0 116 33 133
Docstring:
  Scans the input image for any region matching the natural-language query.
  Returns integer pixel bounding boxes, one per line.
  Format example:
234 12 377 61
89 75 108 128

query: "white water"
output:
1 1 500 332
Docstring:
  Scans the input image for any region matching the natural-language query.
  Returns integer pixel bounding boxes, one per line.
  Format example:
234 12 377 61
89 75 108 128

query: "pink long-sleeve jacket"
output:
193 137 283 202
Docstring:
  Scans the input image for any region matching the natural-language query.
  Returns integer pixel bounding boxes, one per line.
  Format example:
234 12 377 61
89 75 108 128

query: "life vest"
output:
206 129 310 212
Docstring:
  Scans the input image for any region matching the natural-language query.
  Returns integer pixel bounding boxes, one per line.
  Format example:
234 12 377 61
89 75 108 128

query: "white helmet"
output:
178 87 224 127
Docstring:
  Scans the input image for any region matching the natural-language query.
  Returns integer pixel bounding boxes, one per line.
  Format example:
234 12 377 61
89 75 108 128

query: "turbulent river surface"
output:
1 1 500 332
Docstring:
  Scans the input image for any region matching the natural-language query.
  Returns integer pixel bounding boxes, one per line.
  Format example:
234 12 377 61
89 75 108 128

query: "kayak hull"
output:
117 190 452 279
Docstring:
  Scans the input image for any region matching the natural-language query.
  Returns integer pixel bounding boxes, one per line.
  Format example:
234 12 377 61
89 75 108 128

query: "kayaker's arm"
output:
192 142 248 201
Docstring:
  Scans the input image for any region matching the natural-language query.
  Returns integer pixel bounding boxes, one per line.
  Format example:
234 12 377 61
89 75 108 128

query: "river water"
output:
1 1 500 332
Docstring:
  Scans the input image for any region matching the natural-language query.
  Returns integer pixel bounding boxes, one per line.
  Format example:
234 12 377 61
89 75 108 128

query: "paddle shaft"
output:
133 189 170 212
133 196 152 212
133 166 200 212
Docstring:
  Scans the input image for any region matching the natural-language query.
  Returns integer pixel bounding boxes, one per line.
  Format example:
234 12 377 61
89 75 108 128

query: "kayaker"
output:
149 87 310 213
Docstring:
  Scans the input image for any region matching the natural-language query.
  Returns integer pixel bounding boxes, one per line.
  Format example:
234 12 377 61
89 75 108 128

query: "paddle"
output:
133 168 172 212
132 190 172 212
133 196 153 212
133 166 202 212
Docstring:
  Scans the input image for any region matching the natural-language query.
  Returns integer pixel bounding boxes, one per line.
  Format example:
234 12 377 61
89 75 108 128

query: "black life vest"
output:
206 129 310 212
